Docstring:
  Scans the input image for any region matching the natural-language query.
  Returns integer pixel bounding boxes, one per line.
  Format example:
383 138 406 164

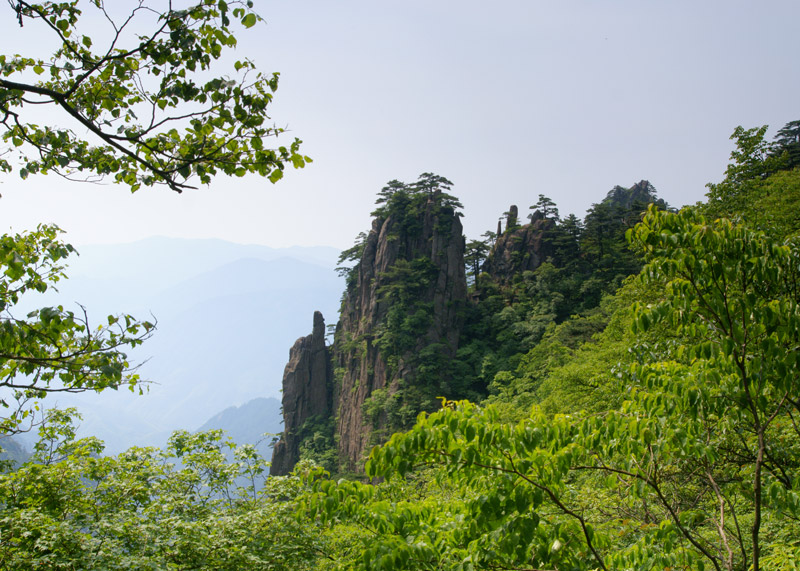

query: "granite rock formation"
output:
269 311 332 476
482 205 558 281
333 193 468 471
604 180 661 211
271 188 468 474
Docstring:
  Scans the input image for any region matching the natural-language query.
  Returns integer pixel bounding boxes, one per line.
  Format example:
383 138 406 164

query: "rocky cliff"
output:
269 178 669 474
483 181 665 284
269 311 332 476
271 178 468 474
483 206 557 281
333 190 467 471
603 179 662 211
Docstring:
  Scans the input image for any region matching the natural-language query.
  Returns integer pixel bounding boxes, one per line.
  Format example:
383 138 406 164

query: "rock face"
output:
483 205 557 281
333 196 467 471
604 180 661 211
269 311 331 476
271 188 468 474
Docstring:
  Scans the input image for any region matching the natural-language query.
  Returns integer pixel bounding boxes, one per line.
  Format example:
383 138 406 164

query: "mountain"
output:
67 236 339 282
271 179 468 474
0 436 30 468
269 178 673 476
15 238 343 454
196 397 284 460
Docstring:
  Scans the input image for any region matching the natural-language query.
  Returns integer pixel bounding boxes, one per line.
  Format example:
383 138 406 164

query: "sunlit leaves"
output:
0 421 324 570
1 1 310 193
309 208 800 570
629 205 800 417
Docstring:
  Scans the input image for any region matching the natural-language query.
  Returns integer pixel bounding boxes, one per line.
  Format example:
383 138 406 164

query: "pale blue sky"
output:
2 0 798 249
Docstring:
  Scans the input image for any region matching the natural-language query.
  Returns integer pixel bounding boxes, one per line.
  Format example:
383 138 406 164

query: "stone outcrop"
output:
333 196 467 471
269 311 331 476
271 189 468 474
604 180 661 210
269 182 665 475
483 205 557 281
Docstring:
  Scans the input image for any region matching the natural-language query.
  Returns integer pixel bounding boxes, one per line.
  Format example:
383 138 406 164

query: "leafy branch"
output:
1 0 310 192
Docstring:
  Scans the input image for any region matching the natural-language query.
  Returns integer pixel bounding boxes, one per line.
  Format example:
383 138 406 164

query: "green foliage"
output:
464 238 490 286
492 272 675 418
486 289 628 416
528 194 559 220
772 120 800 169
1 0 310 192
581 192 649 288
297 415 338 474
704 125 771 217
371 174 463 236
551 212 582 264
703 121 800 230
0 225 153 436
361 386 417 444
747 169 800 238
456 182 663 401
374 258 438 361
336 231 368 285
453 258 624 400
309 206 800 571
629 205 800 571
0 412 326 569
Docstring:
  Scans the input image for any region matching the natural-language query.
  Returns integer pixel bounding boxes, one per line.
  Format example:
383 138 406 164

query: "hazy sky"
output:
2 0 798 249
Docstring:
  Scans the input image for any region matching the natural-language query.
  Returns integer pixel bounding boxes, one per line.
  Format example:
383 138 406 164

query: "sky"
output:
1 0 799 250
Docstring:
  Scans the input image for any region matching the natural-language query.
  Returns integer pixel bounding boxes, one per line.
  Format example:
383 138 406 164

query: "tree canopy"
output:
704 119 800 233
1 0 310 193
309 205 800 571
0 414 324 569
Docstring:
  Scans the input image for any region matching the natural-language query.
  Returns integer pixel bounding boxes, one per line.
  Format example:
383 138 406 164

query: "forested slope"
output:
2 121 800 570
291 120 800 570
270 174 669 476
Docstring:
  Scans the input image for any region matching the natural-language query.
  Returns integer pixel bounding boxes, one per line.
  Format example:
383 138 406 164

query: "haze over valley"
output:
14 238 343 453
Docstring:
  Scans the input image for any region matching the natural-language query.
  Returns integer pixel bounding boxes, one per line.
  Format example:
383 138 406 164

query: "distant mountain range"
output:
196 397 284 461
14 237 343 454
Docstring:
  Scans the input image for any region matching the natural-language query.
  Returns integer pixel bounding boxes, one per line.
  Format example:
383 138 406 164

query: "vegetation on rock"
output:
295 119 800 570
3 23 799 564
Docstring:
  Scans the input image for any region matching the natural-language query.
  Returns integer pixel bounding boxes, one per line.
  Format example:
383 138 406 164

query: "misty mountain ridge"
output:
196 397 284 461
14 237 343 455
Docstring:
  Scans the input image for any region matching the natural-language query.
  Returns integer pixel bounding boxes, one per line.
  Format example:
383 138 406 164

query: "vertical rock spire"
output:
269 311 331 476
